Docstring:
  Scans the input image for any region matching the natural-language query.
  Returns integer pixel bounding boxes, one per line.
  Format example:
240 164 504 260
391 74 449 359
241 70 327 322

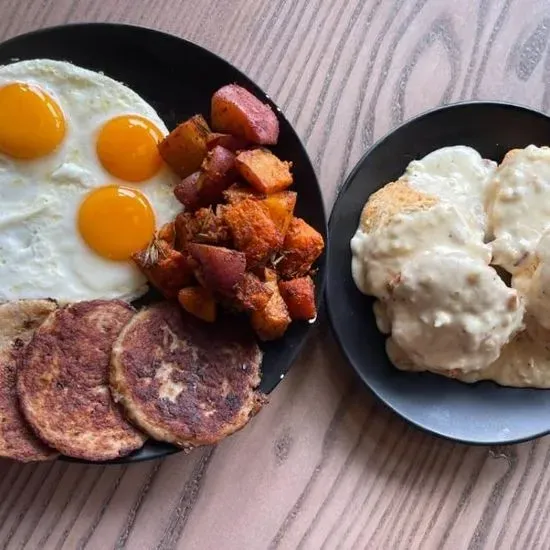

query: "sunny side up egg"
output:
0 59 181 302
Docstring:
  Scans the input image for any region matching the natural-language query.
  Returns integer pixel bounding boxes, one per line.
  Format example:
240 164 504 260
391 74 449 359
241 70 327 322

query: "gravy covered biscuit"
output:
350 180 491 333
489 145 550 273
350 180 490 299
17 300 146 461
401 145 496 237
388 249 524 373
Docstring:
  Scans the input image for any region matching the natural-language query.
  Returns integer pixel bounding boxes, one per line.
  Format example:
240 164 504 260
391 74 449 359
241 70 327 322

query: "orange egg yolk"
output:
97 115 163 182
78 185 155 261
0 82 65 159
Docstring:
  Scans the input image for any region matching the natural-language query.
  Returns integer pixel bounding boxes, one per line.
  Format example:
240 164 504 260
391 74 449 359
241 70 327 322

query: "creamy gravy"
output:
352 144 550 389
389 318 550 388
350 202 490 299
489 145 550 273
512 230 550 332
389 249 523 372
402 145 496 237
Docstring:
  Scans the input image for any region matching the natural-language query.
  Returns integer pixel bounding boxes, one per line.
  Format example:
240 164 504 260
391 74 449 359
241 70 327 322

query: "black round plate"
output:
0 23 327 463
327 102 550 445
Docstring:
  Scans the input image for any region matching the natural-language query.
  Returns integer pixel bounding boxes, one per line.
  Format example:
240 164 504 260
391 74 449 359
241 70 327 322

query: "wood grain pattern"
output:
1 0 550 548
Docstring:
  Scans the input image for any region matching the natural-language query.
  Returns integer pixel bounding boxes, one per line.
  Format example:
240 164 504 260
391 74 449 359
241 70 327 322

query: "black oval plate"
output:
0 23 327 463
327 102 550 445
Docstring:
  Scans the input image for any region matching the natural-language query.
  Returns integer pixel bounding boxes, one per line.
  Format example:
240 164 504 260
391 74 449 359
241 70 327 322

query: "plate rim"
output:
0 21 328 463
326 100 550 446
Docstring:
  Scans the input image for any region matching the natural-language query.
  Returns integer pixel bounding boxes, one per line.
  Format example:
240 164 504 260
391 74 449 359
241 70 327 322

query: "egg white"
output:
0 59 181 303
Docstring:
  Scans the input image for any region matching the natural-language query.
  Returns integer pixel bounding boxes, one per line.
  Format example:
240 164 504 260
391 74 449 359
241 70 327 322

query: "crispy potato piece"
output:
262 191 297 236
175 208 231 249
159 115 210 178
211 84 279 145
223 198 283 267
233 272 273 312
197 146 236 205
174 211 195 250
278 217 324 278
178 287 217 322
235 149 292 194
279 276 316 320
223 183 265 204
187 243 246 296
206 132 249 152
133 239 194 298
157 222 176 247
174 172 201 211
250 269 291 340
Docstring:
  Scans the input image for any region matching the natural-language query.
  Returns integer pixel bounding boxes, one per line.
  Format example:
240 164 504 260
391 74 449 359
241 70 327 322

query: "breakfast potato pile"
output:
134 84 324 340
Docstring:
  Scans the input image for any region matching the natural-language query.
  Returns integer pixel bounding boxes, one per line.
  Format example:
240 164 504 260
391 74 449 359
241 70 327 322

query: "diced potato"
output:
262 191 296 236
158 115 210 178
278 276 316 320
223 198 283 267
223 183 265 204
206 132 249 152
233 272 273 312
235 149 292 194
278 217 324 278
174 211 194 250
264 267 278 284
174 208 231 249
157 222 176 247
250 269 291 340
197 146 236 205
211 84 279 145
174 172 201 211
178 286 217 322
187 243 246 296
132 240 195 298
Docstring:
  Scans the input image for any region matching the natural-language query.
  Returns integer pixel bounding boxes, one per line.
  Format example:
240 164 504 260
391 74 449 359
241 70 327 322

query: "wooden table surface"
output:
1 1 550 548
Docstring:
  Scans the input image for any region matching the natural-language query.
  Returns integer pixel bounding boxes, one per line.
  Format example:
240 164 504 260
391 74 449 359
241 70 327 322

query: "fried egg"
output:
0 59 181 302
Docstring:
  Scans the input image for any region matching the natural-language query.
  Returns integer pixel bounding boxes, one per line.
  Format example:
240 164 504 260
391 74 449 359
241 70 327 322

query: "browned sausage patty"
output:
110 302 265 448
17 300 146 461
0 300 58 462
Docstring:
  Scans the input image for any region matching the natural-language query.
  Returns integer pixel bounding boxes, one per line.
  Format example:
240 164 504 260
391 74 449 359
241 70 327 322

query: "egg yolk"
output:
78 185 155 261
97 115 163 182
0 82 65 159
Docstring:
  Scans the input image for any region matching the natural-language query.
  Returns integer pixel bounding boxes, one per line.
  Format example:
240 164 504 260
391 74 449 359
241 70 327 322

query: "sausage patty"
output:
17 300 146 461
110 302 265 448
0 300 58 462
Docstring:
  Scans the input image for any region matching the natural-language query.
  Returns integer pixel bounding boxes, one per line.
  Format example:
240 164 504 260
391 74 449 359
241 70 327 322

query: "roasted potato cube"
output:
175 208 231 249
206 132 249 152
187 243 246 296
197 145 236 205
251 269 291 340
174 211 194 250
159 115 210 178
223 198 283 267
157 222 176 247
133 240 194 298
233 272 273 312
174 172 201 211
278 276 316 320
262 191 297 236
278 217 324 278
223 183 265 204
235 149 292 194
178 286 217 322
211 84 279 145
